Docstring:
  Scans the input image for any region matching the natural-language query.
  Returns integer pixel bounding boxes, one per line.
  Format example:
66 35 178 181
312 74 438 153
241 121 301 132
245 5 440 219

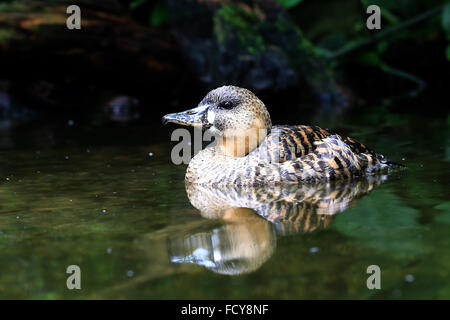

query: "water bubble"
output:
64 155 69 160
68 120 74 126
107 248 112 254
148 152 153 157
36 171 41 174
405 274 415 283
102 209 107 213
309 247 319 253
126 270 134 277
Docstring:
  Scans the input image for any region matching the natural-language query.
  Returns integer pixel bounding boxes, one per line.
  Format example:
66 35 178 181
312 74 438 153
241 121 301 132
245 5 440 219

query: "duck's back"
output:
243 125 397 183
260 125 376 163
254 125 393 183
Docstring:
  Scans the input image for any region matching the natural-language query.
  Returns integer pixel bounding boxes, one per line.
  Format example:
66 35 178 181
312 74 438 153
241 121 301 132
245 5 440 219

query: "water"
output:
0 106 448 299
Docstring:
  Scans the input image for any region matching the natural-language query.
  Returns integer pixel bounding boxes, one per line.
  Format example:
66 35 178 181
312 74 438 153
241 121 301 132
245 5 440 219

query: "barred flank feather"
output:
186 125 402 186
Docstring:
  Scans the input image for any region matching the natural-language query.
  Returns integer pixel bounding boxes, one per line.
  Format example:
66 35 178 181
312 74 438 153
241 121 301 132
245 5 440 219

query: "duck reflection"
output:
168 175 386 275
168 207 276 275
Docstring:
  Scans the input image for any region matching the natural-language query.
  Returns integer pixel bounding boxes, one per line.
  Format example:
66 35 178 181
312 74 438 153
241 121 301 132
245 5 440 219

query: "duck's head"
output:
162 86 272 156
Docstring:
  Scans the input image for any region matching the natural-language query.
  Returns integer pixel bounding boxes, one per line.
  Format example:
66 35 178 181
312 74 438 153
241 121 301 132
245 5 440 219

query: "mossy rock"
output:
169 0 344 105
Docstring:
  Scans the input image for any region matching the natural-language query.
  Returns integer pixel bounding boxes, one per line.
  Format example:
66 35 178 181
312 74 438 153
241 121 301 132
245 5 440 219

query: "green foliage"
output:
358 51 381 68
129 0 169 27
276 0 303 9
150 0 169 27
214 5 266 53
358 40 389 69
361 0 422 16
129 0 147 10
0 1 25 12
443 4 450 60
0 29 13 44
442 3 450 32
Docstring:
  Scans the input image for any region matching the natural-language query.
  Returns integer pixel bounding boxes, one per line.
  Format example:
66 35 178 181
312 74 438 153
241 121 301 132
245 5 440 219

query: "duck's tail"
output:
377 154 405 169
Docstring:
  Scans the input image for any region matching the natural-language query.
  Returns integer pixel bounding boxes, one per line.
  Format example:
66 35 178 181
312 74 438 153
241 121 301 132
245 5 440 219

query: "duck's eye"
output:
218 101 234 110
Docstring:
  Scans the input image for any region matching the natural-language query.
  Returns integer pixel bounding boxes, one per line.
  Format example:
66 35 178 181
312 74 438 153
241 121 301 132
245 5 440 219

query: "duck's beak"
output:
162 105 211 128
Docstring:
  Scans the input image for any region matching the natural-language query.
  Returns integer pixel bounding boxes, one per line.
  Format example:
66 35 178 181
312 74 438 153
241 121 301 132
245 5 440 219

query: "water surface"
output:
0 107 448 299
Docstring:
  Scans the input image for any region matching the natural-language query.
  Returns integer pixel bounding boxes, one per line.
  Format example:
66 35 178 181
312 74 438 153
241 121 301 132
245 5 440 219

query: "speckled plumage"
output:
163 85 398 186
185 126 389 186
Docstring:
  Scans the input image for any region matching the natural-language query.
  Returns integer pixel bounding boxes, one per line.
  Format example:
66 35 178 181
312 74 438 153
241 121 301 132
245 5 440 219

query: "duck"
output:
168 175 384 275
162 85 399 186
185 174 385 235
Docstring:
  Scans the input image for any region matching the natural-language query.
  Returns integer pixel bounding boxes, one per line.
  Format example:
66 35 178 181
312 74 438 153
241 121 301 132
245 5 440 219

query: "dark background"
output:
0 0 449 301
0 0 449 142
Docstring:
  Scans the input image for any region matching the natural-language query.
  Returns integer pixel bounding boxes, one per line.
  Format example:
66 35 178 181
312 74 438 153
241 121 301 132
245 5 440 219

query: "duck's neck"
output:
218 127 269 157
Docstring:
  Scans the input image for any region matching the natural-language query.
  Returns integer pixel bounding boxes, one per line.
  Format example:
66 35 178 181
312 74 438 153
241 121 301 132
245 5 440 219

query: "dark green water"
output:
0 106 448 299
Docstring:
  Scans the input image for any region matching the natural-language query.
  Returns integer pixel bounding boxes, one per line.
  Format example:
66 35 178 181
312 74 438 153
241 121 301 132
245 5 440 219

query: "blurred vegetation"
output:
0 0 448 115
130 0 170 26
124 0 449 104
443 3 450 59
125 0 449 63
